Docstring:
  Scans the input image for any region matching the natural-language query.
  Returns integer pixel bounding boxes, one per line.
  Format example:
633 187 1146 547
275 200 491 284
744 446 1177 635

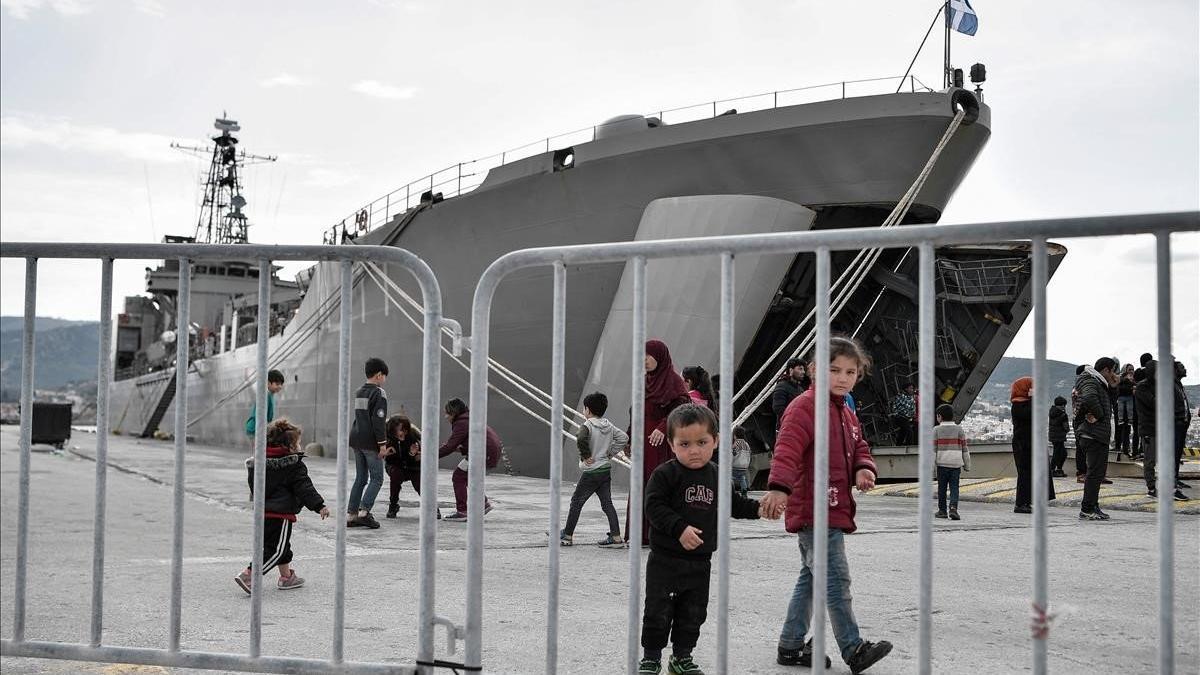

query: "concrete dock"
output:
2 426 1197 674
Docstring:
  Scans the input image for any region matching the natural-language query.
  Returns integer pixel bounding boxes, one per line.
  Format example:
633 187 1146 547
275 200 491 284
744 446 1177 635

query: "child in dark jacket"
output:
234 418 329 594
760 336 892 673
637 404 761 675
384 414 441 519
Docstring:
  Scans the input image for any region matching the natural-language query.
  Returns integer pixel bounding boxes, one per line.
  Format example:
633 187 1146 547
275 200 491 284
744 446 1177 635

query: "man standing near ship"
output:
1074 357 1119 521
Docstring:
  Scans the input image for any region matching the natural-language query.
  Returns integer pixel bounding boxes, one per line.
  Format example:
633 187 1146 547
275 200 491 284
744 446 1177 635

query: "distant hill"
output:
0 317 100 399
0 316 92 333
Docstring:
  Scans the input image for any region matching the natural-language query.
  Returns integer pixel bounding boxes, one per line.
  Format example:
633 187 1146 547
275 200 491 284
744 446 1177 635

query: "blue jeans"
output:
778 527 862 662
348 447 384 513
732 469 749 495
936 466 961 512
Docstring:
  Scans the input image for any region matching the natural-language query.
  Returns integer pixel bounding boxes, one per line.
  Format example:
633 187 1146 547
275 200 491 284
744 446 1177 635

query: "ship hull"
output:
110 90 998 480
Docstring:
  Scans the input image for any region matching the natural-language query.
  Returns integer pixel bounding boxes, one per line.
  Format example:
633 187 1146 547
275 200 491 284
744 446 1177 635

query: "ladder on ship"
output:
140 371 177 438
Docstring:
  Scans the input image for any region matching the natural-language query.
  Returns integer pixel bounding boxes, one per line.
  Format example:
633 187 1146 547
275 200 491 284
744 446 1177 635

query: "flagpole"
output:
943 0 951 88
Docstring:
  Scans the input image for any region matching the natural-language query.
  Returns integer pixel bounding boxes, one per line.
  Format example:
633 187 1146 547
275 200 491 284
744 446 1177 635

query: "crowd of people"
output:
228 339 1193 674
1002 354 1194 523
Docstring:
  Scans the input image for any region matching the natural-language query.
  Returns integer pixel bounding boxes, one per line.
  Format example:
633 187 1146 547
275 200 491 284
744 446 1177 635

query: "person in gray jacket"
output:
561 392 629 547
1073 357 1119 520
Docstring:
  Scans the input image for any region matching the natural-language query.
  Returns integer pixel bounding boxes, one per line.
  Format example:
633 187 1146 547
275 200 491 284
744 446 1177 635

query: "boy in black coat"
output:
234 418 329 594
638 404 763 675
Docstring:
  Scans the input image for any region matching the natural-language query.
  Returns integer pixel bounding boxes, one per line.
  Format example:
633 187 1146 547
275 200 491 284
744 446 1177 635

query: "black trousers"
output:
1078 438 1110 513
1142 435 1159 489
642 551 710 657
386 463 422 506
1013 438 1032 508
563 470 621 536
248 517 293 573
1075 442 1088 477
1050 441 1067 473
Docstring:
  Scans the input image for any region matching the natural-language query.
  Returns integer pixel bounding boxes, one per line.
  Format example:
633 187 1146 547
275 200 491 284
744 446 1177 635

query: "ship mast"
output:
172 116 277 244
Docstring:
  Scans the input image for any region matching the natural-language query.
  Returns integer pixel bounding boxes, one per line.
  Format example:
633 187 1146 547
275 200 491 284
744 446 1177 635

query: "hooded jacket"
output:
1072 367 1113 444
576 417 630 473
245 446 326 521
1133 363 1158 438
349 382 387 451
438 411 502 468
1048 404 1070 443
767 389 877 534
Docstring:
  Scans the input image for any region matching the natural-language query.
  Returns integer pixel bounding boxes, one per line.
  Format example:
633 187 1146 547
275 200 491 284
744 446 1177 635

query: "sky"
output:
0 0 1197 382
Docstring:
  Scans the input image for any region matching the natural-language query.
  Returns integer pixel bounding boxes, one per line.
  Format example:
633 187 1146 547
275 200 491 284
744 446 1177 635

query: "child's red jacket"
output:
767 389 877 534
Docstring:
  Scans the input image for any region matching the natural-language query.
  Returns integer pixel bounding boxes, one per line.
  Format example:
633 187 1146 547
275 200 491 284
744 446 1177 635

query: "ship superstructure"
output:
113 117 300 437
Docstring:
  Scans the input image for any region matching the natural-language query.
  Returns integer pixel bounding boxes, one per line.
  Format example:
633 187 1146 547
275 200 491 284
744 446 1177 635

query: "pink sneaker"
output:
277 570 305 590
234 568 252 595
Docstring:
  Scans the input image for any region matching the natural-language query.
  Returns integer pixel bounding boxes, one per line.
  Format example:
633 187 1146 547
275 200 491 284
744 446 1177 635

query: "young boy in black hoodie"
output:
638 404 763 675
234 418 329 594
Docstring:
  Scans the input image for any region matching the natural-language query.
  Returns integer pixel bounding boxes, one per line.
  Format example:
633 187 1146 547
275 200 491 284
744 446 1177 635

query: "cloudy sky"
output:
1 0 1197 381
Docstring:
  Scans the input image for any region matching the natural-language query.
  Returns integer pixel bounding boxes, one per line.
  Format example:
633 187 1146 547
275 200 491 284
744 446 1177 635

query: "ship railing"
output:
461 211 1197 675
322 73 938 244
0 242 454 674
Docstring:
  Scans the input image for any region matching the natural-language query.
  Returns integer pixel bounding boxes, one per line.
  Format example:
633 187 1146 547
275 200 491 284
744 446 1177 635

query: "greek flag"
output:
948 0 978 36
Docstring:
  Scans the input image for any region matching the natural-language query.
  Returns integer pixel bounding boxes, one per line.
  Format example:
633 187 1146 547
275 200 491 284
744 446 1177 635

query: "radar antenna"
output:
171 115 277 244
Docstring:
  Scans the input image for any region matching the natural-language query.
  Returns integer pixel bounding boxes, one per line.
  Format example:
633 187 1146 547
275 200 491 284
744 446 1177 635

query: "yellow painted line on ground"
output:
1098 493 1154 506
1055 488 1085 498
957 477 1015 493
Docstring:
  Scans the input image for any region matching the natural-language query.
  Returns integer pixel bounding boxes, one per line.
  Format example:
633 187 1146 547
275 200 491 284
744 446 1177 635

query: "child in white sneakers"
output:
934 404 970 520
561 392 629 547
234 418 329 594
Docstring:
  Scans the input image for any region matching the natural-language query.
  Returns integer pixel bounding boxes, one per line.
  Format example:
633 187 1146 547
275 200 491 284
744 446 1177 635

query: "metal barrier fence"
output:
463 212 1198 674
0 242 450 675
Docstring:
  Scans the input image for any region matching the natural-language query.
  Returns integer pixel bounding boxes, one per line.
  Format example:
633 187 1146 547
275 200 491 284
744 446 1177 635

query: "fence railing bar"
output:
249 260 271 656
546 261 566 674
1030 237 1049 674
626 255 647 675
13 257 37 643
334 260 353 662
1154 231 1175 675
715 253 735 675
917 243 935 674
90 258 114 647
0 640 419 675
168 258 191 652
811 247 831 674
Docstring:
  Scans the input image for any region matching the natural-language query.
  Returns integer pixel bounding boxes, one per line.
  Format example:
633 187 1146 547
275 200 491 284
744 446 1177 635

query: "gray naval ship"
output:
109 82 1064 483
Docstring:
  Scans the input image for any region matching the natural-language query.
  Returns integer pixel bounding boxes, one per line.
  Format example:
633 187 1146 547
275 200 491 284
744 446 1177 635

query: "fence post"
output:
546 262 567 673
168 258 191 652
626 256 647 674
332 260 353 662
90 258 114 647
1154 231 1175 675
248 260 271 656
715 253 735 674
917 243 935 674
811 248 831 674
13 257 37 643
1031 238 1049 673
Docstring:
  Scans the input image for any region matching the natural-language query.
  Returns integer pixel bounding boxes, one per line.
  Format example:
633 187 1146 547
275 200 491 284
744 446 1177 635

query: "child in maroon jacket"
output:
760 337 893 674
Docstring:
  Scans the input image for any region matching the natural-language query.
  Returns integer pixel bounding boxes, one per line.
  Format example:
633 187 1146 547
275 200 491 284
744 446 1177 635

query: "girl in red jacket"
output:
760 336 892 674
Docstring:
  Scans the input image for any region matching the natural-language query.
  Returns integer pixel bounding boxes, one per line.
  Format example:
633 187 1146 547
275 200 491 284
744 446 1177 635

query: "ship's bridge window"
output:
216 267 226 275
195 265 208 274
229 267 245 277
249 269 259 278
